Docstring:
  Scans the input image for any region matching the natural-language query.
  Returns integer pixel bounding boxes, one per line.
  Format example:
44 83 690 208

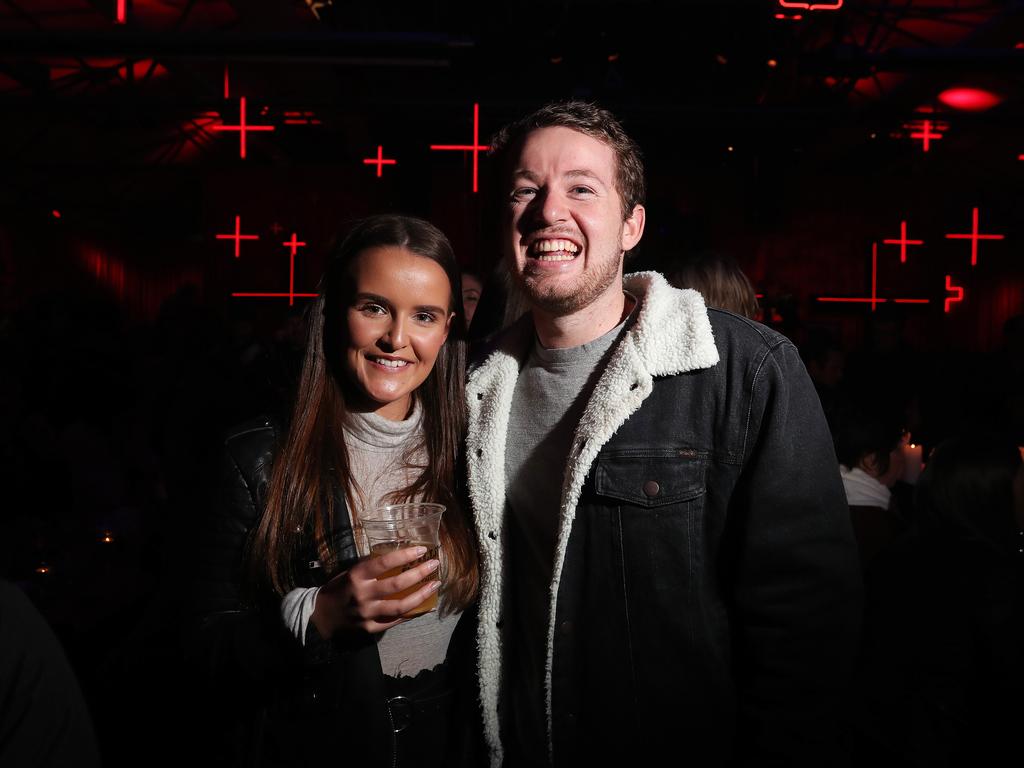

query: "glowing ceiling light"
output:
937 87 1002 112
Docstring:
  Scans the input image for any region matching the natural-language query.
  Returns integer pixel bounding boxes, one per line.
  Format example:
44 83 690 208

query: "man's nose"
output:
532 188 568 225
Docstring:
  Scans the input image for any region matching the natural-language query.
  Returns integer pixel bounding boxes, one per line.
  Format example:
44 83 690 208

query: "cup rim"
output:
359 502 446 524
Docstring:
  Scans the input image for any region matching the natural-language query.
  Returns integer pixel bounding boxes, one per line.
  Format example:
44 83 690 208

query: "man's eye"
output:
511 187 537 200
571 186 594 195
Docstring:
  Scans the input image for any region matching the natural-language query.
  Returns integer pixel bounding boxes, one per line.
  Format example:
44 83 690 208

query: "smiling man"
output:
465 101 863 767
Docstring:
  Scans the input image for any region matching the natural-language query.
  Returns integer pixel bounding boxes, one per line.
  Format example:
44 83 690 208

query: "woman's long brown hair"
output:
246 214 477 614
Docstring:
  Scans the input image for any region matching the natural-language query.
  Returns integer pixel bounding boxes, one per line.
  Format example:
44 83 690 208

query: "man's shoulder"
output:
705 307 793 356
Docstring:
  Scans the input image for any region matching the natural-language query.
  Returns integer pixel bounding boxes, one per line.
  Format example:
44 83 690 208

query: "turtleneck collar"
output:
344 398 423 450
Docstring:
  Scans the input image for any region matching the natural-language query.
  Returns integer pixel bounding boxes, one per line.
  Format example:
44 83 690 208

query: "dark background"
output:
1 1 1022 765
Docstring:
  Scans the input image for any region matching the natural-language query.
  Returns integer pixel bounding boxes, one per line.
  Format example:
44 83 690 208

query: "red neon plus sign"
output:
882 220 924 263
430 103 490 193
944 207 1004 266
910 119 942 153
232 233 317 305
363 145 397 178
215 215 260 258
817 242 931 310
944 274 964 313
212 97 275 159
282 233 306 307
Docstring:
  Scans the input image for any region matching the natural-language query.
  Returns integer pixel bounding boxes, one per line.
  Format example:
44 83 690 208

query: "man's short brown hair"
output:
489 100 646 220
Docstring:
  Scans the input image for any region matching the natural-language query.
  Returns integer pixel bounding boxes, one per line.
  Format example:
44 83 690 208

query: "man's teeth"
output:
372 357 409 368
531 239 579 261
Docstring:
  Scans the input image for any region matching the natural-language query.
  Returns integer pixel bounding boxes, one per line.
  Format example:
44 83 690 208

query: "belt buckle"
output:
387 695 413 734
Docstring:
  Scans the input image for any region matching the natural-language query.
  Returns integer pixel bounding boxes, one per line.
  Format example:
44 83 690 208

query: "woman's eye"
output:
414 312 438 323
360 303 387 316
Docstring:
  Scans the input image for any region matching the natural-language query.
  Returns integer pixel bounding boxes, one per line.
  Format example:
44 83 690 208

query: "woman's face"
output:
343 245 454 420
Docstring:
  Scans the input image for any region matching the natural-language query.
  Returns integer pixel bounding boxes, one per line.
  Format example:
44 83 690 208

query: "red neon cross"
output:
282 233 306 306
882 220 924 263
363 145 397 178
944 207 1004 266
215 215 259 258
212 97 275 159
430 103 490 193
231 233 317 305
817 242 931 309
910 119 942 153
944 274 964 313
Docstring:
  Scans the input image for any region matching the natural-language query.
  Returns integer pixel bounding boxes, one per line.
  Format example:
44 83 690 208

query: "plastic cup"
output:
359 502 444 617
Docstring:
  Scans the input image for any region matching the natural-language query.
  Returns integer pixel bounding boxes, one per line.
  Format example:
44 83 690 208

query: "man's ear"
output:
622 204 645 252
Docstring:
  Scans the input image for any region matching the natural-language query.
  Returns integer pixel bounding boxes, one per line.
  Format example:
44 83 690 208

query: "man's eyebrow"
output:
511 168 607 186
511 169 540 183
564 169 607 186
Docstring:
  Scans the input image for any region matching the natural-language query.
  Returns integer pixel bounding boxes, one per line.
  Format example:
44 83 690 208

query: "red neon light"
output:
363 145 397 178
430 103 490 193
774 12 803 19
215 215 260 258
778 0 842 9
944 274 964 313
944 207 1004 267
282 111 322 126
283 233 306 307
938 87 1002 112
116 0 127 24
233 233 314 305
223 65 229 99
910 119 942 153
212 96 275 159
882 220 924 263
817 242 931 308
52 209 61 219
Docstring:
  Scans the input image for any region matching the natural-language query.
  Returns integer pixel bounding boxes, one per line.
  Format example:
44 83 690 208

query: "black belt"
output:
386 689 453 733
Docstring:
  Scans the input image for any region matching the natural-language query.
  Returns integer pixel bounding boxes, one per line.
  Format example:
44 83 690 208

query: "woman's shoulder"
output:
221 415 280 482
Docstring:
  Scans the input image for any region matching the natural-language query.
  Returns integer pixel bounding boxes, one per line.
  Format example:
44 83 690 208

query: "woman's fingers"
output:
363 579 442 624
371 558 440 598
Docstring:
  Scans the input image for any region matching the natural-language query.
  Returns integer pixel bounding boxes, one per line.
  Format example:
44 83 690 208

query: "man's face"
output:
505 126 644 317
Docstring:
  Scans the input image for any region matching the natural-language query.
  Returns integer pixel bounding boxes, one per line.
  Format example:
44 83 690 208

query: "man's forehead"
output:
511 126 616 181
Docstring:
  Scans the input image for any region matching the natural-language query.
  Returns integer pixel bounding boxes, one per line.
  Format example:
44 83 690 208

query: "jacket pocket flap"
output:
594 451 707 508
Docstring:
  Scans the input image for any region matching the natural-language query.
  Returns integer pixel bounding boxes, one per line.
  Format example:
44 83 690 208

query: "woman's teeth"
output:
372 357 409 368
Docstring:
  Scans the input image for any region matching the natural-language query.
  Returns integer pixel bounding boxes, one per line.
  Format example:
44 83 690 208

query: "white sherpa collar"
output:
465 271 719 766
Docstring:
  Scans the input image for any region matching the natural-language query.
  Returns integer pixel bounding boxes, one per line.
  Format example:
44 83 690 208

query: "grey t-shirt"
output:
502 311 632 764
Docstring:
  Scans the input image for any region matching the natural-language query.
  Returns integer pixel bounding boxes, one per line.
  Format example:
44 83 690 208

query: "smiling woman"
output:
191 214 480 768
343 245 454 421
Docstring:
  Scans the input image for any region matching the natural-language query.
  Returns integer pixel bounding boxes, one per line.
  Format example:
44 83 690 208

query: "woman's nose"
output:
381 316 407 349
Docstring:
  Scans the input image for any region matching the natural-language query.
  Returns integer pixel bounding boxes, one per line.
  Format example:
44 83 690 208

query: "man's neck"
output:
533 289 633 350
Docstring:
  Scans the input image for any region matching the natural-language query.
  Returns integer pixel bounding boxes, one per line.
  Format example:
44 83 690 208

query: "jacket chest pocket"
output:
593 449 708 509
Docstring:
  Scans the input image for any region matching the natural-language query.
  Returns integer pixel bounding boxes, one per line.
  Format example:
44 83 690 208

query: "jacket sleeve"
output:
184 439 304 686
729 340 863 766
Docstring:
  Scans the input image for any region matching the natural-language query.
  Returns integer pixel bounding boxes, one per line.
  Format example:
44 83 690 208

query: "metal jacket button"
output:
643 480 660 497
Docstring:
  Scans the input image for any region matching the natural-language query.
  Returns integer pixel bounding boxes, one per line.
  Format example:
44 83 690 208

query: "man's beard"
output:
517 247 623 317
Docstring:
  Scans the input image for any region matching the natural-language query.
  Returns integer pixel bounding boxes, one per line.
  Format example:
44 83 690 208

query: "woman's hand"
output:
310 546 440 639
